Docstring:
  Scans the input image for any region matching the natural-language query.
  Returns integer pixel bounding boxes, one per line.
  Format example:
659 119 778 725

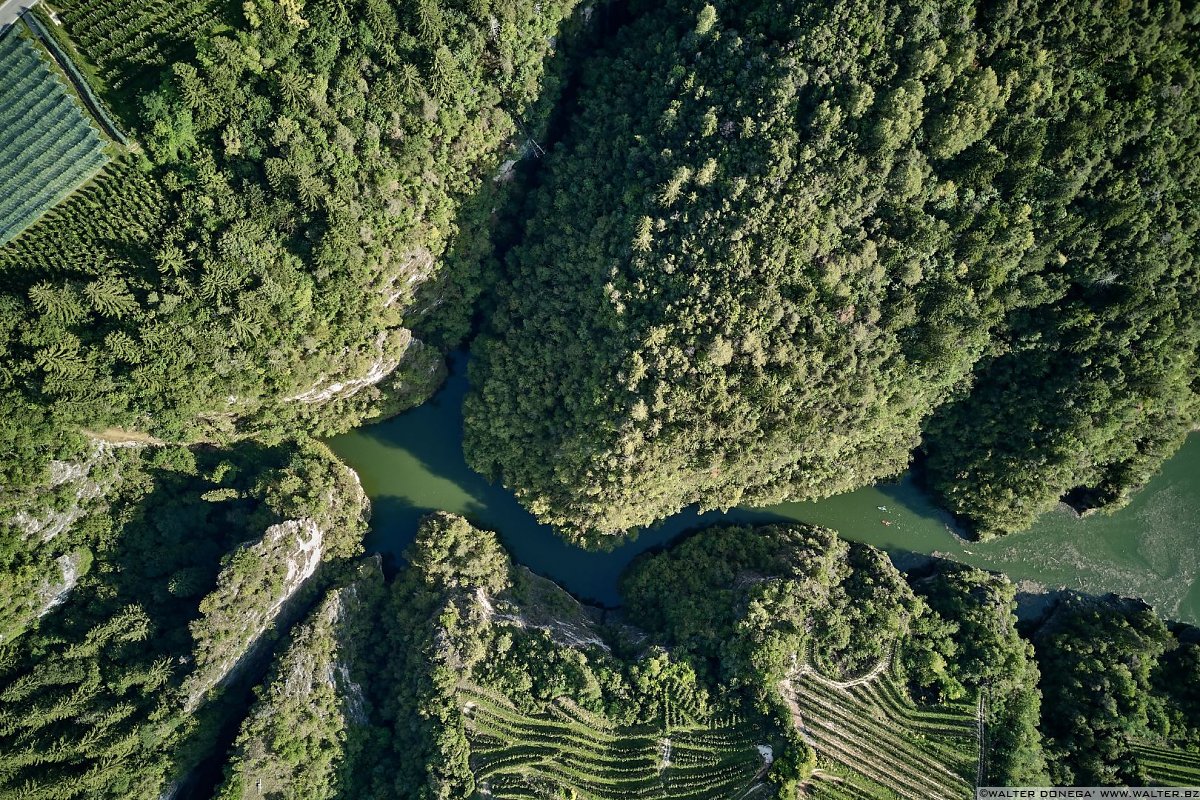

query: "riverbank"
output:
330 355 1200 623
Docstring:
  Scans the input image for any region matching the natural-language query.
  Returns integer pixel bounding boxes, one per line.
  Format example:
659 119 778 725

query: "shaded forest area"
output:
465 0 1200 540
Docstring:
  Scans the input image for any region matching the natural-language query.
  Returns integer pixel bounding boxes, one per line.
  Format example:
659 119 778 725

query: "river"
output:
329 354 1200 623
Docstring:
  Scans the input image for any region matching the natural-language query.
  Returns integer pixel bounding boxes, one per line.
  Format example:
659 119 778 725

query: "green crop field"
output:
785 661 977 800
0 24 109 247
0 155 164 271
1131 741 1200 787
50 0 228 93
459 682 773 799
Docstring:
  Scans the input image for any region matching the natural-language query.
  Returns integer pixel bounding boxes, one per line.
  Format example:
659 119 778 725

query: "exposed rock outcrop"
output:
477 566 611 652
183 461 370 711
214 558 384 800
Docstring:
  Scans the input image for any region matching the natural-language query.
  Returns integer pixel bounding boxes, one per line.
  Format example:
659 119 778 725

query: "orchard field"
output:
785 660 978 800
0 23 108 246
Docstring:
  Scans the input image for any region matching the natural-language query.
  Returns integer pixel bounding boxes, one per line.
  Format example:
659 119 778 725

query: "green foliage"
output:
367 514 783 799
216 559 386 800
621 525 915 691
767 729 816 798
0 0 583 500
0 439 368 797
1029 598 1200 787
1154 641 1200 748
0 155 165 279
3 1 1200 797
1033 595 1174 785
787 664 978 799
620 524 1024 798
185 441 368 704
407 511 512 596
906 566 1048 785
464 0 1200 539
462 0 1028 535
0 0 585 667
1129 741 1200 787
460 677 771 800
0 604 184 800
48 0 230 104
919 0 1200 536
360 514 500 799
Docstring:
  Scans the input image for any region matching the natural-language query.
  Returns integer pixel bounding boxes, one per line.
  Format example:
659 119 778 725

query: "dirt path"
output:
19 9 130 145
975 691 988 786
795 655 890 689
777 655 891 743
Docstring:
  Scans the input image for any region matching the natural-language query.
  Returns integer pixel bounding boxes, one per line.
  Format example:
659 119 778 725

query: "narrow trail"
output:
795 655 891 690
781 651 977 800
778 654 891 744
779 677 809 743
975 690 988 787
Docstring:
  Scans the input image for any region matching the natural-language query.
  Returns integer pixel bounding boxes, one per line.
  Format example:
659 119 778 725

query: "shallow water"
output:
330 354 1200 621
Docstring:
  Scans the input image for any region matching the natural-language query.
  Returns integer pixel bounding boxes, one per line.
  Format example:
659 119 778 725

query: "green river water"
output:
330 354 1200 622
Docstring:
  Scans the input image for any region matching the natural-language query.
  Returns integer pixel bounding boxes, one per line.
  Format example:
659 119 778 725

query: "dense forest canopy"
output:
1032 595 1200 785
268 516 1050 798
0 0 582 502
2 0 1200 795
0 0 581 697
0 438 369 797
921 0 1200 534
464 0 1200 538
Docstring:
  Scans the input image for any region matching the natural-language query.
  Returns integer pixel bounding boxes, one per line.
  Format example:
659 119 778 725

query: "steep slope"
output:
0 440 369 798
366 515 1049 798
0 0 590 528
464 0 1200 538
0 0 597 658
366 513 797 799
920 0 1200 535
216 558 386 800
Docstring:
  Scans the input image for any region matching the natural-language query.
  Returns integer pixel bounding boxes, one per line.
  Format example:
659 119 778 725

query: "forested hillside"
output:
0 0 584 517
0 6 594 787
3 0 1200 796
1031 595 1200 786
920 0 1200 535
0 439 369 797
622 524 1048 790
6 495 1200 796
237 514 1052 799
464 0 1200 538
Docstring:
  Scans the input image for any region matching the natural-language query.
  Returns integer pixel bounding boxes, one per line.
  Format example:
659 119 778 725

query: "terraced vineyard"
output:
459 683 773 799
1131 741 1200 786
50 0 229 93
0 24 109 247
784 661 977 800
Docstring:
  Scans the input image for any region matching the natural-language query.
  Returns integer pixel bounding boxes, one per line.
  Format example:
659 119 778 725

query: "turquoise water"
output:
330 354 1200 621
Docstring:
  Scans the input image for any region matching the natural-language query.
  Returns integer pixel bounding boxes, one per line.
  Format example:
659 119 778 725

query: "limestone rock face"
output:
214 558 384 800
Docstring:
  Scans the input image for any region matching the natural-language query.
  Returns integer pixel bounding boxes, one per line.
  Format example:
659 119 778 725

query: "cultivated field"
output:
0 155 164 270
1131 740 1200 787
459 682 773 799
784 659 977 800
0 24 109 247
49 0 228 93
